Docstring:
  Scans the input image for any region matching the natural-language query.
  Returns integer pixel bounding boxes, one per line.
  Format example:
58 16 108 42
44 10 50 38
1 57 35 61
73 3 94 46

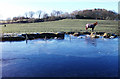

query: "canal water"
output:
0 35 118 77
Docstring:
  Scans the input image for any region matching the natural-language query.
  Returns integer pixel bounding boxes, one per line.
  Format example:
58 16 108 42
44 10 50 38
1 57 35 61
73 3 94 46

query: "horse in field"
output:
85 22 98 32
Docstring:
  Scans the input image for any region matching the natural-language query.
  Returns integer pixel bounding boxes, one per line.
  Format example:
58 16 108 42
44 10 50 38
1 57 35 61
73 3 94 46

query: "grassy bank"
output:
0 19 118 34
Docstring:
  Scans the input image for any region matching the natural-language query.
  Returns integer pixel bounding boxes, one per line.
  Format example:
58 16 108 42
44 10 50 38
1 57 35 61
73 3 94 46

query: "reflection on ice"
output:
1 35 118 77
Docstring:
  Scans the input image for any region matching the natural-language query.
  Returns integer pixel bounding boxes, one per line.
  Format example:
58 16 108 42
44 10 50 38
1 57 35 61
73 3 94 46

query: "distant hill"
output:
71 9 118 20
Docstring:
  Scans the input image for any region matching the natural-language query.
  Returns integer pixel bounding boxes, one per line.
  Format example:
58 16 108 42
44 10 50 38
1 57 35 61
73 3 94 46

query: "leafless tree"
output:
63 12 70 18
52 10 63 17
50 13 55 20
25 12 28 18
29 11 35 18
43 13 48 19
52 10 57 16
43 13 48 21
56 11 60 17
36 10 42 19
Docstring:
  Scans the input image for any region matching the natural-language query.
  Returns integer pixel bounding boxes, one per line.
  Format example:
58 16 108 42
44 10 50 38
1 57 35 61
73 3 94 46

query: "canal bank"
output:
0 32 118 42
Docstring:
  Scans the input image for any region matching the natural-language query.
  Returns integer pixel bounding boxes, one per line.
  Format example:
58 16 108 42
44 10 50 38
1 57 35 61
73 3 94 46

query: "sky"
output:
0 0 119 20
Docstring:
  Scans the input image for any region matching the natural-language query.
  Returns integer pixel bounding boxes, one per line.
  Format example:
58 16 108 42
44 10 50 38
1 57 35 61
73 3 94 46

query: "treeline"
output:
6 8 118 23
73 9 118 20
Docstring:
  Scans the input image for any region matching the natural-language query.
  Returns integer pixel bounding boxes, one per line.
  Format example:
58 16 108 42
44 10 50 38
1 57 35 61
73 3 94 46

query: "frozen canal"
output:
0 35 118 77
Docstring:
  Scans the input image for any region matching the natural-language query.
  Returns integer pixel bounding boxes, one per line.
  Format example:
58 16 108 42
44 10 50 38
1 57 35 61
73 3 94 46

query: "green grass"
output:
0 19 118 34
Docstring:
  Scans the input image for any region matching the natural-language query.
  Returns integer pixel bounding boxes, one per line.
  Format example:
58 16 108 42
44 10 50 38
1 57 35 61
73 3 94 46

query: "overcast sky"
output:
0 0 119 20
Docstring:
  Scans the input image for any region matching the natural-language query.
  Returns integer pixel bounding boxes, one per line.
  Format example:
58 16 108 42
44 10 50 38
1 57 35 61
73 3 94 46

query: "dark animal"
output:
4 25 6 27
85 22 98 32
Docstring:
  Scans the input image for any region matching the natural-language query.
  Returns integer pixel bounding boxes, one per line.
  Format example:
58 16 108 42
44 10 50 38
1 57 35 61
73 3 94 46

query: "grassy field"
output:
0 19 118 34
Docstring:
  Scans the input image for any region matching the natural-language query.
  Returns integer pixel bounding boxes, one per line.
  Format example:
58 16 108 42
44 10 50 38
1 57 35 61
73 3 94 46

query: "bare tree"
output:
56 11 60 17
12 17 18 22
43 13 48 21
63 12 70 18
51 10 62 17
49 10 57 20
36 10 42 19
52 10 57 16
25 12 28 18
43 13 48 19
50 12 55 20
29 11 35 18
